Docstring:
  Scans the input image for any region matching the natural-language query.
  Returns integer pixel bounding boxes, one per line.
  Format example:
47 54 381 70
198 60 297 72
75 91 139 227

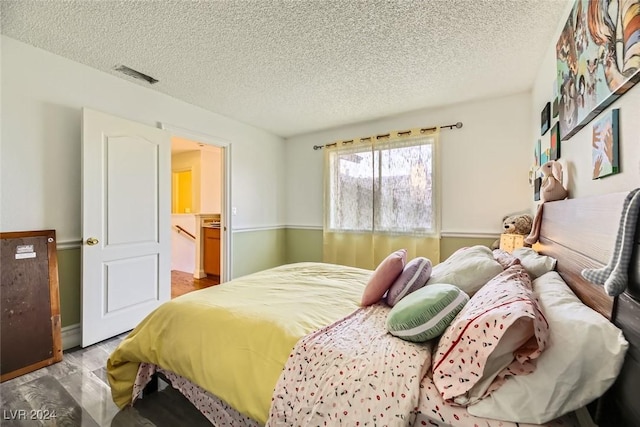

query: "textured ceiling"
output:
1 0 571 138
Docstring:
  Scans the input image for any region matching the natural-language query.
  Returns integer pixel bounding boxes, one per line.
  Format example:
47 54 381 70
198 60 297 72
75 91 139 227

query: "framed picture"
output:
534 177 542 201
541 102 551 136
534 139 541 166
556 0 640 141
541 148 549 166
552 80 559 118
592 109 620 179
550 122 560 160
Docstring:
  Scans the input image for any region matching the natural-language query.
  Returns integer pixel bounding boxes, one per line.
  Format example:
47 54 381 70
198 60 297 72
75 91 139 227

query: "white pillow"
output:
468 271 628 424
512 247 556 279
426 246 503 296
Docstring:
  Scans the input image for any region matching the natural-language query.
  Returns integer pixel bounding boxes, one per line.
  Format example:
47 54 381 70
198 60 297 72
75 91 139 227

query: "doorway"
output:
163 124 232 298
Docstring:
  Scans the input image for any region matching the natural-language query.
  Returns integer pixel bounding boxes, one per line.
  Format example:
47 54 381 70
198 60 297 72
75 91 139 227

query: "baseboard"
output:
61 323 81 350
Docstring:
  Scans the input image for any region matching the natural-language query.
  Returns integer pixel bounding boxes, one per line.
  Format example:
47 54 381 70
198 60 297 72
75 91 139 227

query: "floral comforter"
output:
268 304 430 426
267 303 576 427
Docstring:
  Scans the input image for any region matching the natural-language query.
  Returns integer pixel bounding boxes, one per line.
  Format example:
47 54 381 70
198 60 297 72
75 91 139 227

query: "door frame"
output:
160 122 233 282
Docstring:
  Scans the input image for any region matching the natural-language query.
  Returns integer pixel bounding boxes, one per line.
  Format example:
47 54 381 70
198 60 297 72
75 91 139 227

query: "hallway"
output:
171 270 219 298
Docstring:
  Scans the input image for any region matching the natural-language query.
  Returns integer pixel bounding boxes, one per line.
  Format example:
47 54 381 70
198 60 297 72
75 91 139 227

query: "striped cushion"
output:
386 284 469 343
386 257 432 307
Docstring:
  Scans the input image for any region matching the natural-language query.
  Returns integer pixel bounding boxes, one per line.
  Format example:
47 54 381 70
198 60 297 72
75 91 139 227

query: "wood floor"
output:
0 273 219 426
0 333 212 426
171 270 219 299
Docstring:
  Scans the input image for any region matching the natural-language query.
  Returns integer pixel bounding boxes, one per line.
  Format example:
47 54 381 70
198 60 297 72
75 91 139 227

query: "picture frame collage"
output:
531 0 638 199
534 95 560 201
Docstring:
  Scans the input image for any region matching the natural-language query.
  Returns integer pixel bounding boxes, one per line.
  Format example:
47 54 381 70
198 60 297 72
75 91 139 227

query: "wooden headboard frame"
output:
536 191 640 427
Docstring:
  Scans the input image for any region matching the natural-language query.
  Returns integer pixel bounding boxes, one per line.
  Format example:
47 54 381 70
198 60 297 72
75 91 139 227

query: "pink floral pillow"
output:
432 264 549 406
361 249 407 306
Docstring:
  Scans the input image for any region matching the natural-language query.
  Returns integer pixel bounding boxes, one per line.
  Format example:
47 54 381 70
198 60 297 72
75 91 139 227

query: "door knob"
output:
86 237 99 246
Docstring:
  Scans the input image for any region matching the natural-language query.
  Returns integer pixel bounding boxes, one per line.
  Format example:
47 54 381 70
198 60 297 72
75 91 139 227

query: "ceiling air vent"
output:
113 64 159 84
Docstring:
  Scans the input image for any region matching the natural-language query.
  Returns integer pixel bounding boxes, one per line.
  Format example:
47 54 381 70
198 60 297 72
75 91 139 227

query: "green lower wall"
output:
232 228 287 278
285 228 324 264
439 236 498 261
55 228 496 330
57 247 82 327
284 228 498 265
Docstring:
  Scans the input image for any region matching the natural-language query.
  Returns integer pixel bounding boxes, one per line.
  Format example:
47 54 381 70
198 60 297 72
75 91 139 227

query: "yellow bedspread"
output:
107 262 371 424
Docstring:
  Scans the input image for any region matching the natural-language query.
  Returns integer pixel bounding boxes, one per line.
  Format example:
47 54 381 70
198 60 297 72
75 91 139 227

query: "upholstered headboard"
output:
535 191 640 427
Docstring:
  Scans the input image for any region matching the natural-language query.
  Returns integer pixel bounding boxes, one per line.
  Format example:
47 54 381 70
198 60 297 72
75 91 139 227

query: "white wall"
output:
530 5 640 203
0 36 286 241
171 214 197 273
285 92 532 235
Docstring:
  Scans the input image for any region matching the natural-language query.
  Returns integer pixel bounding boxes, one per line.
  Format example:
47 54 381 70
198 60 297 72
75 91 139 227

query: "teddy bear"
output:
491 214 534 250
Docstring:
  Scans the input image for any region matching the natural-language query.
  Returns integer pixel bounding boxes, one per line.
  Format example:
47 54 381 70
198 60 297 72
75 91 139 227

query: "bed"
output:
534 191 640 427
107 190 640 427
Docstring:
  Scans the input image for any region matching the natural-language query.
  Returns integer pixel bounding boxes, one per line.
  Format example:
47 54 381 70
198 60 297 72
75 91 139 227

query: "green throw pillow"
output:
386 284 469 342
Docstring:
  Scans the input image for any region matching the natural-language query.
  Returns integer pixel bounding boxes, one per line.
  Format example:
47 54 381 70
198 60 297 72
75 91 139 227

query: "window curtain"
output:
323 128 440 270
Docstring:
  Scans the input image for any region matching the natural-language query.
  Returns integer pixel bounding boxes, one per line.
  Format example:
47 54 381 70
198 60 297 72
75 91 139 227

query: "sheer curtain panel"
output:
323 128 440 270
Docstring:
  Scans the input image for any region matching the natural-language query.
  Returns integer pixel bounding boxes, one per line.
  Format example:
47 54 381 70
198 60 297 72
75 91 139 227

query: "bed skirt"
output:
131 362 578 427
133 363 260 426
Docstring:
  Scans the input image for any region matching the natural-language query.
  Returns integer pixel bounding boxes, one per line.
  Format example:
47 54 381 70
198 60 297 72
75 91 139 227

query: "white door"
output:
82 108 171 347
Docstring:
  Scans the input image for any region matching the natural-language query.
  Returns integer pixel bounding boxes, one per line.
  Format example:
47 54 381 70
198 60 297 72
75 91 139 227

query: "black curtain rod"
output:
312 122 463 150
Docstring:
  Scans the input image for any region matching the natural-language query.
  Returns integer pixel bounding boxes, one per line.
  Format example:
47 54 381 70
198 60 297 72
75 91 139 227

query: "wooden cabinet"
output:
203 227 220 276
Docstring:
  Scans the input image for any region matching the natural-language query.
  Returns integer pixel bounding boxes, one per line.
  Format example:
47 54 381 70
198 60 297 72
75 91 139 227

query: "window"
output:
325 134 437 235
